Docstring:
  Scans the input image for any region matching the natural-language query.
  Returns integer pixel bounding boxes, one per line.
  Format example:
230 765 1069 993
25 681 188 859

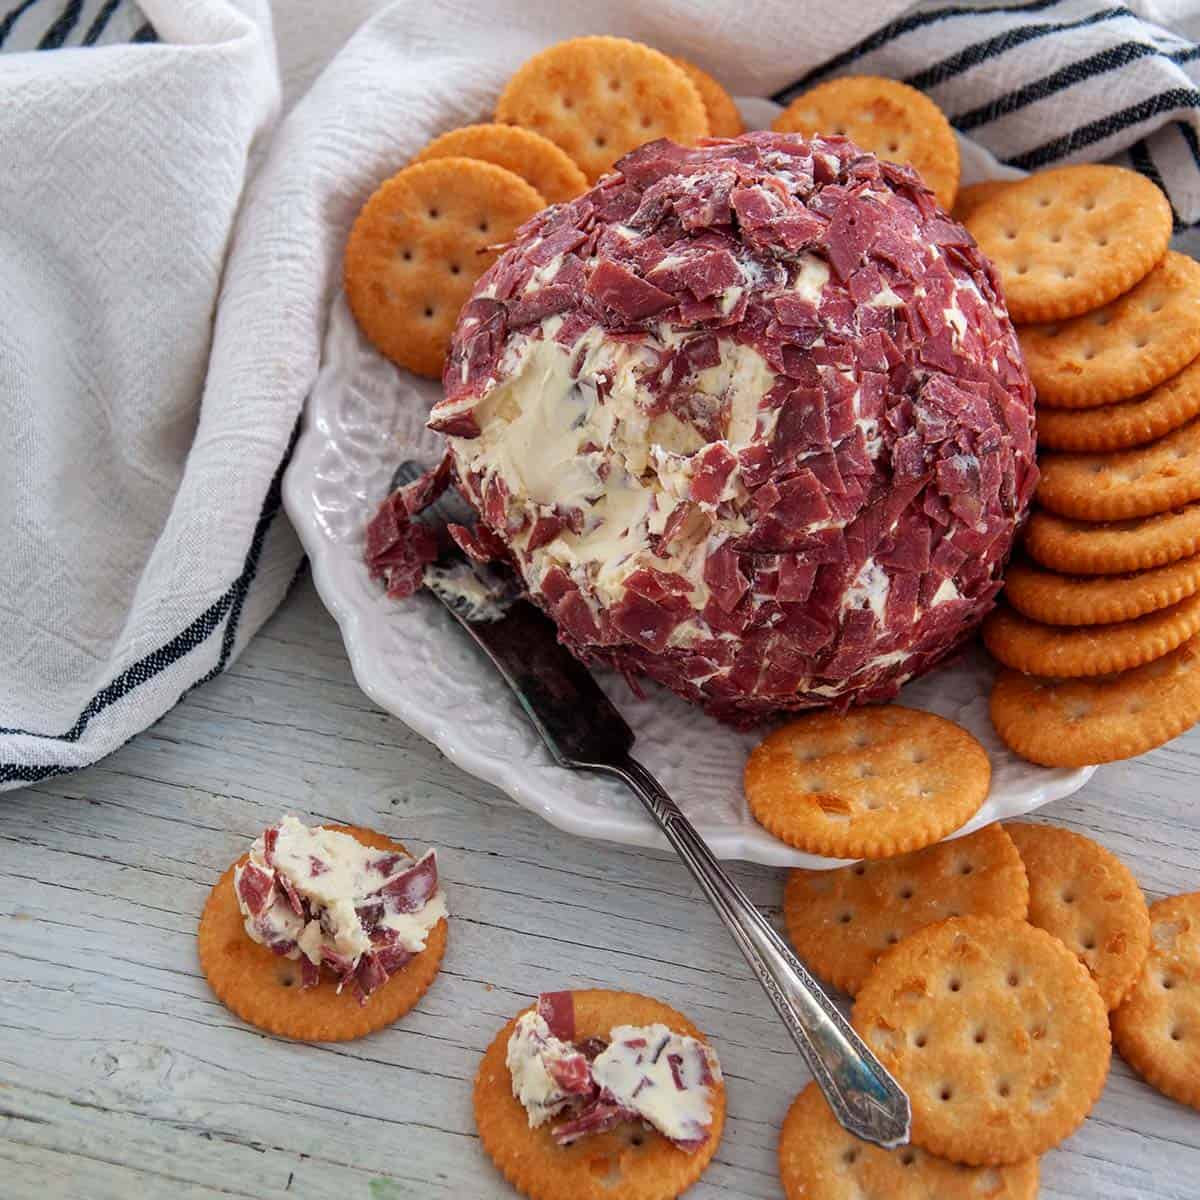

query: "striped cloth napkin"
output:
2 0 1199 790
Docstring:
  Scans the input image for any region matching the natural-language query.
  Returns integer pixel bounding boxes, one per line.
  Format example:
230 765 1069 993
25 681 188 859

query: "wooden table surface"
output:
2 574 1198 1199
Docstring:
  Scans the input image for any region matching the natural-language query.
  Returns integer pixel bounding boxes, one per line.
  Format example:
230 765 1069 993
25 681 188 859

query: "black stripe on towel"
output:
0 0 43 47
1006 86 1200 169
952 39 1200 130
37 0 84 48
770 0 1064 103
0 421 300 779
904 6 1131 92
82 0 122 45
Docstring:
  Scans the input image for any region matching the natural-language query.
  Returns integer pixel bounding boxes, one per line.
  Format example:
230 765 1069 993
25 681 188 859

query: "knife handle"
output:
606 755 911 1150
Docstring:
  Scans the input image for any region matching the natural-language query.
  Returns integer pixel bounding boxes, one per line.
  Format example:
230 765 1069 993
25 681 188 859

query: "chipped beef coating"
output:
421 132 1037 724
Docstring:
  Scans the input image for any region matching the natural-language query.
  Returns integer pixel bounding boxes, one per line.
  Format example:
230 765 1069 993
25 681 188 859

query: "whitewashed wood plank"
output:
1 575 1198 1198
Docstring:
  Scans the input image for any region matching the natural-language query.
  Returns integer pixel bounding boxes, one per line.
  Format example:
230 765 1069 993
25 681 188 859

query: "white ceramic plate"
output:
283 105 1095 867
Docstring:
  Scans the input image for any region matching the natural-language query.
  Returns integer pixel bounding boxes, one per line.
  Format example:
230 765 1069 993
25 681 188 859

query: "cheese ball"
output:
429 133 1037 724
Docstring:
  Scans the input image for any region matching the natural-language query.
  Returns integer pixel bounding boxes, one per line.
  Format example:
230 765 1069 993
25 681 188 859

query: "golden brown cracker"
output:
1005 822 1150 1011
778 1082 1040 1200
966 165 1171 324
771 75 960 210
989 636 1200 767
496 37 709 183
852 916 1111 1165
671 57 743 138
1036 415 1200 522
982 593 1200 677
744 706 990 859
1038 353 1200 452
1112 892 1200 1110
198 826 446 1041
1003 554 1200 626
412 123 588 204
344 157 545 378
474 990 725 1200
951 178 1017 224
1020 251 1200 409
783 825 1029 996
1024 503 1200 576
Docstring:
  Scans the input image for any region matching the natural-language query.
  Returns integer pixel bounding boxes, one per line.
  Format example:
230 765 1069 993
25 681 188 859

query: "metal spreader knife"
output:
397 463 911 1149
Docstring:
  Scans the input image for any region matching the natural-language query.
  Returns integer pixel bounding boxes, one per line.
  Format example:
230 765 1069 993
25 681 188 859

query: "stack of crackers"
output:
958 168 1200 768
777 800 1200 1195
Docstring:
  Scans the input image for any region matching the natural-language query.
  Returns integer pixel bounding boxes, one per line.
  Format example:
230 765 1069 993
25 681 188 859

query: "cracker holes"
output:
899 886 915 900
423 306 435 319
886 140 900 152
959 862 975 877
608 78 621 92
449 263 461 276
838 911 854 925
852 864 868 876
562 96 575 110
857 763 877 779
427 207 440 219
842 1147 860 1165
947 976 963 994
973 1027 988 1044
899 1150 917 1166
478 220 491 234
914 1032 928 1048
641 116 653 130
938 1085 954 1102
1061 267 1077 280
1097 235 1110 247
1171 1026 1185 1042
1015 262 1030 276
1037 195 1052 208
909 748 928 764
1049 231 1064 244
401 248 413 262
1147 300 1165 314
1029 1023 1047 1040
1062 888 1076 904
885 931 900 945
1161 973 1176 990
1005 229 1018 240
1007 970 1022 987
1083 198 1097 211
997 1081 1012 1098
595 135 609 149
1081 932 1098 951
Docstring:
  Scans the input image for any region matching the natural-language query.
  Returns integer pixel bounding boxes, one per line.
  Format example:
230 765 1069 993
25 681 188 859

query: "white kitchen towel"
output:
4 0 1200 789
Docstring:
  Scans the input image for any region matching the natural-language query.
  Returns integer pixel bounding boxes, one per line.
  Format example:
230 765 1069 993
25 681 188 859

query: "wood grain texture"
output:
2 575 1198 1199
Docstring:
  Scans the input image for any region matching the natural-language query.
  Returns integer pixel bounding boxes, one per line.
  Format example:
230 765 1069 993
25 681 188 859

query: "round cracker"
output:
1112 892 1200 1110
344 157 545 378
852 916 1111 1165
778 1082 1040 1200
783 825 1029 996
966 165 1171 324
989 636 1200 767
1003 554 1200 625
744 706 990 859
771 75 959 210
197 825 447 1041
982 592 1200 677
412 123 588 204
1005 822 1150 1011
474 990 725 1200
1036 414 1200 522
951 178 1017 224
496 37 709 183
1038 353 1200 452
1024 503 1200 576
670 56 743 138
1019 251 1200 408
